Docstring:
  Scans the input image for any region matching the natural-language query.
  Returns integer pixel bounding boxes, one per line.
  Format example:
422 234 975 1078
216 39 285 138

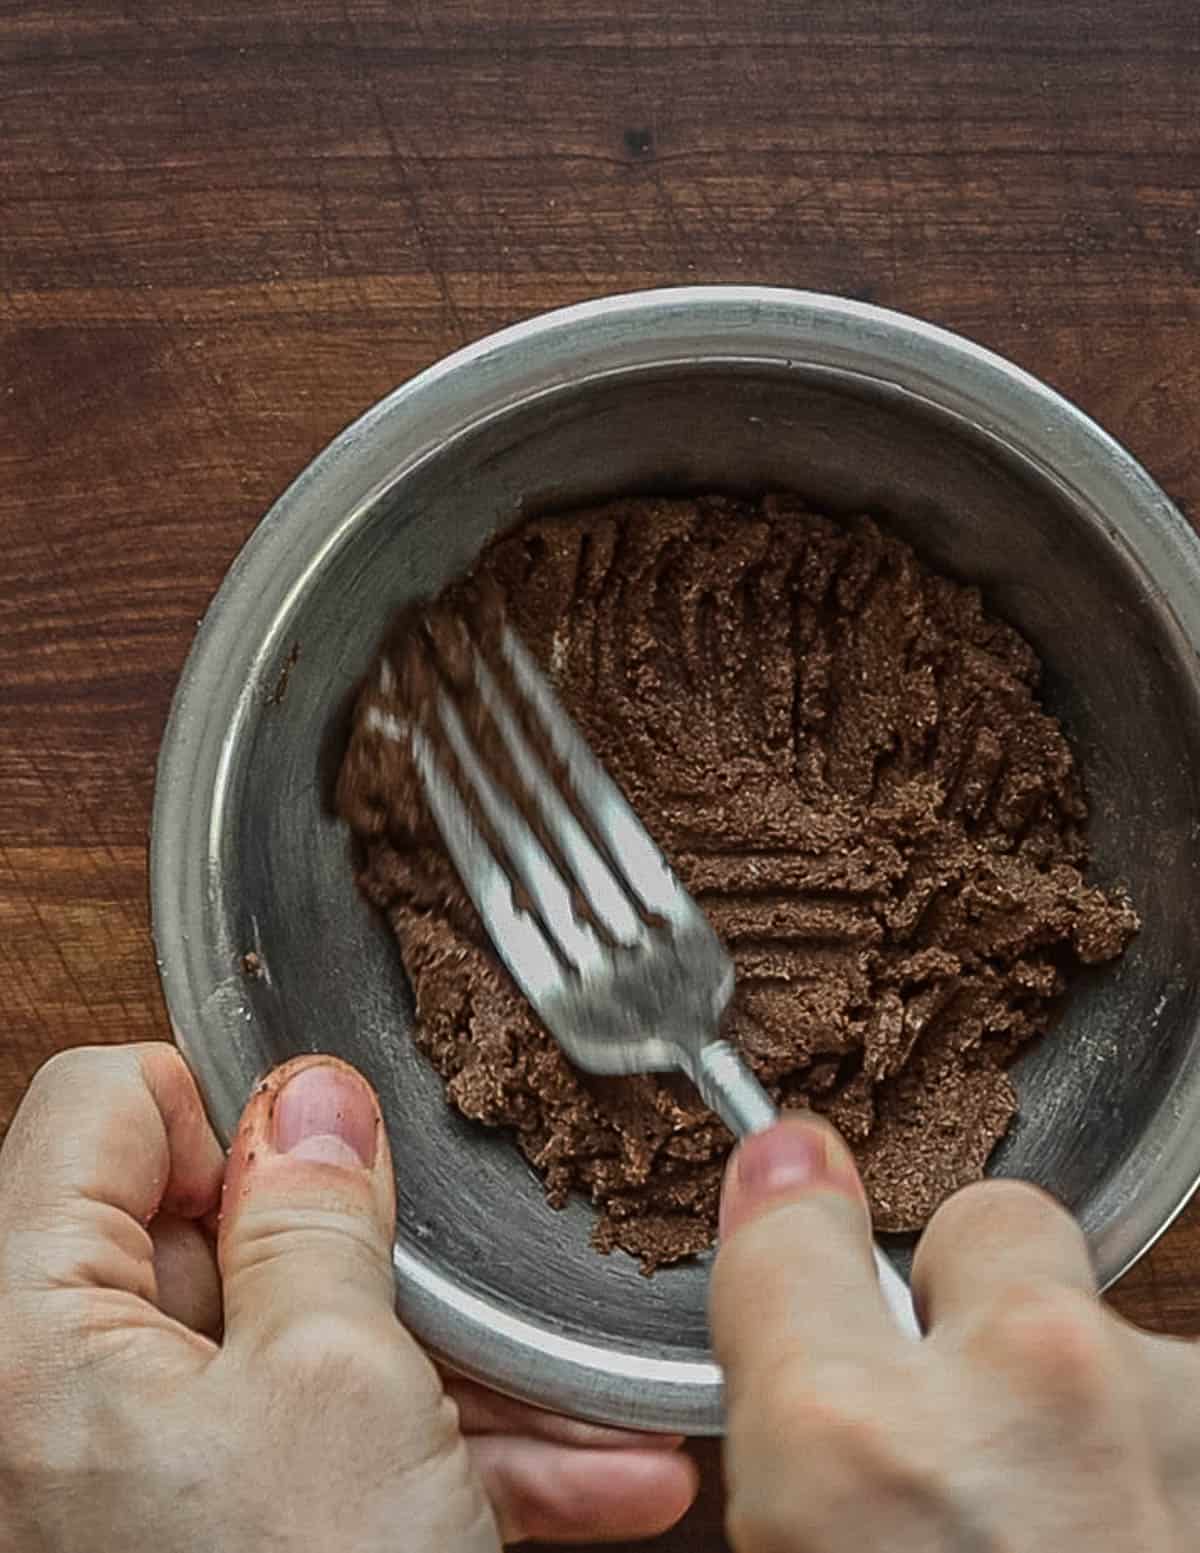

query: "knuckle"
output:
27 1044 111 1097
927 1177 1073 1248
226 1209 391 1297
18 1046 147 1139
803 1403 929 1498
258 1310 396 1390
735 1361 895 1470
734 1348 866 1431
974 1281 1112 1405
740 1386 819 1456
0 1314 99 1478
132 1040 192 1092
726 1496 798 1553
731 1355 830 1446
0 1324 23 1402
727 1386 942 1552
712 1221 778 1308
424 1393 464 1462
23 1042 177 1111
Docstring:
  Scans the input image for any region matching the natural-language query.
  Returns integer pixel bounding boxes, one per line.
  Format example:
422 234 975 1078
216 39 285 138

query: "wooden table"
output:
3 2 1199 1546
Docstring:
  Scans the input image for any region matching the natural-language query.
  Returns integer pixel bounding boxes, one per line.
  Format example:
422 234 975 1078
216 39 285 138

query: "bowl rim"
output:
151 285 1200 1433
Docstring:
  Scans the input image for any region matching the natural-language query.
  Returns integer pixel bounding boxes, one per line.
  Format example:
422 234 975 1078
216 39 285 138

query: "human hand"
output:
0 1044 696 1550
712 1115 1200 1551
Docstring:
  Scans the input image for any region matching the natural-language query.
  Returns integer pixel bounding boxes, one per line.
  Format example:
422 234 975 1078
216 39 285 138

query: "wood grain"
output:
2 2 1198 1547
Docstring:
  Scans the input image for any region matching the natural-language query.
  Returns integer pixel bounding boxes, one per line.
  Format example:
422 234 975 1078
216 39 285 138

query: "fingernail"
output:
719 1119 861 1239
271 1061 379 1169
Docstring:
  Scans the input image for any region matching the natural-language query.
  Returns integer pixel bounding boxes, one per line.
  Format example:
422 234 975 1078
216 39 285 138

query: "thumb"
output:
218 1056 397 1350
710 1117 895 1398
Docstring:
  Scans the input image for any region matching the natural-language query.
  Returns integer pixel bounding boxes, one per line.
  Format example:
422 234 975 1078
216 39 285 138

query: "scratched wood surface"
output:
2 1 1199 1547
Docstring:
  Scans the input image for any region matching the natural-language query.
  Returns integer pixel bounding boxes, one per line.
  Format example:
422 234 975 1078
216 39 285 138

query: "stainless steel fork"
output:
408 623 917 1335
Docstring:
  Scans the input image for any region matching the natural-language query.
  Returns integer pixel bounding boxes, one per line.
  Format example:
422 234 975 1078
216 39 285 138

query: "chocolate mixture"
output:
337 495 1138 1272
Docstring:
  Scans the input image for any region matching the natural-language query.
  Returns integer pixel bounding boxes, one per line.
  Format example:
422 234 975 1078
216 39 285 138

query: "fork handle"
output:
692 1039 778 1135
692 1041 920 1340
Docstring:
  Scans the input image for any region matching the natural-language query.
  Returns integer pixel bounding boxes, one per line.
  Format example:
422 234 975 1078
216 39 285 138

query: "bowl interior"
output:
192 361 1200 1389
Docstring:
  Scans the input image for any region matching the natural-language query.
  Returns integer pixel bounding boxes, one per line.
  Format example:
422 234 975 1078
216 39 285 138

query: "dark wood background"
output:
3 1 1199 1547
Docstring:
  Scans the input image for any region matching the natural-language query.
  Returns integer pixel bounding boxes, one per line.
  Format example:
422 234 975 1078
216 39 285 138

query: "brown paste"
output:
336 495 1138 1272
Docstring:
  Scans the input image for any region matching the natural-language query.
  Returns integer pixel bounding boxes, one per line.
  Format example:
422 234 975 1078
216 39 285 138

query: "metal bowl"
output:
151 287 1200 1435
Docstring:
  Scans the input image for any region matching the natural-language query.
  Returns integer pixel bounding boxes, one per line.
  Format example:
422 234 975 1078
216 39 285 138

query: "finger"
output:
469 1435 698 1545
711 1116 894 1397
912 1179 1095 1332
444 1374 685 1450
218 1056 400 1351
150 1213 223 1339
0 1043 224 1298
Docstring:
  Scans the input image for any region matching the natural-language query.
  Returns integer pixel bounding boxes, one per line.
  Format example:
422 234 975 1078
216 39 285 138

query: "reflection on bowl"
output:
152 288 1200 1433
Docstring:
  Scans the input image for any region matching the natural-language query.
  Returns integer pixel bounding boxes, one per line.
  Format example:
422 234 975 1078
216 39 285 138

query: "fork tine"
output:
501 628 693 923
472 652 643 948
433 690 603 972
409 725 564 1002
